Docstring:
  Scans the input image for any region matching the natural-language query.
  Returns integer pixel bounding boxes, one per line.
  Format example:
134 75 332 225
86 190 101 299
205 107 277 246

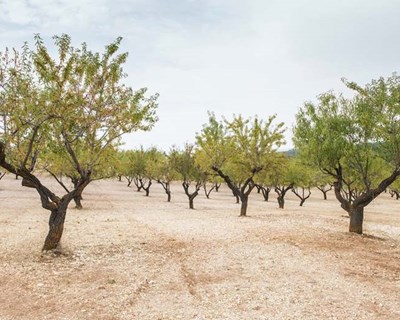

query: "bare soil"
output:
1 175 400 320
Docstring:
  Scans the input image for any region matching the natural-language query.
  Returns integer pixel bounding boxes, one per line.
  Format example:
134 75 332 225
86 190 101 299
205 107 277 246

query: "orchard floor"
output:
1 175 400 320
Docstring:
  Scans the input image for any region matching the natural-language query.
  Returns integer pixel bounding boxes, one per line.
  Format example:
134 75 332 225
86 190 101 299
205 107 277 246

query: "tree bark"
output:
42 205 68 251
260 186 270 201
203 183 216 199
157 180 172 202
211 166 256 216
182 181 200 209
234 193 239 204
317 185 332 200
292 187 311 207
277 196 284 209
275 184 293 209
73 194 83 209
143 180 152 196
240 197 248 216
349 206 364 234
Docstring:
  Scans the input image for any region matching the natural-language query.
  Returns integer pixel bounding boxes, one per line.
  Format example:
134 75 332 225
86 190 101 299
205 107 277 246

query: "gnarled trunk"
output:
182 181 201 209
261 186 270 201
157 180 172 202
275 185 293 209
73 194 83 209
203 183 216 199
143 180 152 196
240 196 248 216
349 206 364 234
42 206 68 251
232 189 239 203
211 166 256 217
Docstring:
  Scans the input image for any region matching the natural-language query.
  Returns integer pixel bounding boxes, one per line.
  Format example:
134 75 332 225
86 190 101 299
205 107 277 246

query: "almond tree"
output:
315 171 334 200
170 144 203 209
148 150 179 202
118 150 137 187
294 75 400 234
268 155 294 209
289 159 315 207
0 35 158 250
254 170 273 201
127 147 158 196
196 113 285 216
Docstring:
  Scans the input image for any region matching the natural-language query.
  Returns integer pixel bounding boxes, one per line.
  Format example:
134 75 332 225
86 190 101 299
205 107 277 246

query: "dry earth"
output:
1 174 400 320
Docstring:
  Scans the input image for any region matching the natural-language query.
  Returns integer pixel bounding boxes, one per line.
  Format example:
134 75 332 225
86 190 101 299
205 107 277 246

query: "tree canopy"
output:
294 74 400 233
196 112 285 216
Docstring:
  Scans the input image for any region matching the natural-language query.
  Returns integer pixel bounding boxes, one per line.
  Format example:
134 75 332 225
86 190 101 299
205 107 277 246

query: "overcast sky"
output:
1 0 400 150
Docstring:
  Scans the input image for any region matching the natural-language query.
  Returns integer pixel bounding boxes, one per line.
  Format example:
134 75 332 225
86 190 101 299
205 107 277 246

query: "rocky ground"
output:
1 175 399 319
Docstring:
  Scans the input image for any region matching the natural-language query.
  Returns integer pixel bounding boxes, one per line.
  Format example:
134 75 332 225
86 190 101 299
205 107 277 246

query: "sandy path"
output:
1 175 400 319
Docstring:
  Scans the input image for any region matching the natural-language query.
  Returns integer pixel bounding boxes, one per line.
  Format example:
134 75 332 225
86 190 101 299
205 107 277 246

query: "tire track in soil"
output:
123 218 202 305
84 182 203 305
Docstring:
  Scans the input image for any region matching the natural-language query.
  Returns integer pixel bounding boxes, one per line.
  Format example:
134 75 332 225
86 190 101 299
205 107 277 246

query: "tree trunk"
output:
240 197 248 216
300 199 305 207
277 196 284 209
142 180 152 196
167 191 171 202
349 206 364 234
232 190 239 203
74 195 83 209
322 191 328 200
182 182 199 209
261 187 270 201
42 206 67 251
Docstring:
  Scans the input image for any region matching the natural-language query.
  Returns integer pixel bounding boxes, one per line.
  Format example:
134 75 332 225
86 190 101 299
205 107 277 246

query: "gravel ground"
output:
0 175 399 320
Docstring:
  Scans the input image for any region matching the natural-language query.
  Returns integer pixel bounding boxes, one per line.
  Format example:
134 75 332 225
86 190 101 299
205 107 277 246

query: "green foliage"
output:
294 73 400 221
286 158 316 189
0 34 158 178
264 153 291 187
196 112 285 184
294 74 400 195
148 150 179 183
170 144 203 183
